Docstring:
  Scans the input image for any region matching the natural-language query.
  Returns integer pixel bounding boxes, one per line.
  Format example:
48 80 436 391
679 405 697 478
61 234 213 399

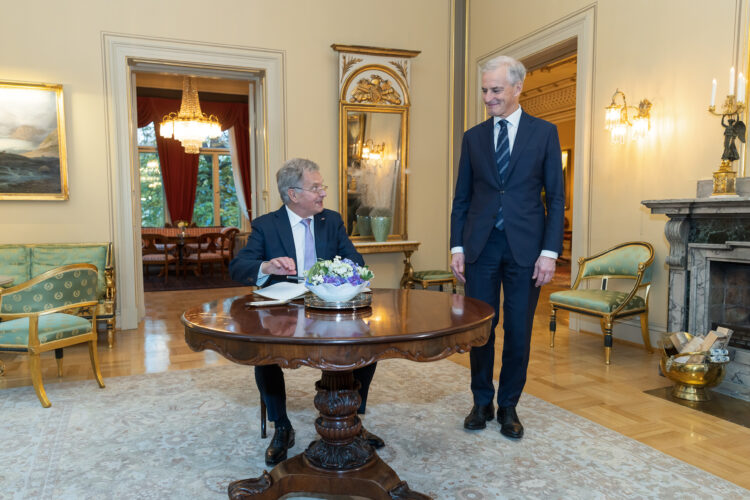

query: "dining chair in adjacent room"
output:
142 233 178 283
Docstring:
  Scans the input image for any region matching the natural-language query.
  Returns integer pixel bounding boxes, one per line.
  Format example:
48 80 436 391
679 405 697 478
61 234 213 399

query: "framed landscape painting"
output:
0 81 69 200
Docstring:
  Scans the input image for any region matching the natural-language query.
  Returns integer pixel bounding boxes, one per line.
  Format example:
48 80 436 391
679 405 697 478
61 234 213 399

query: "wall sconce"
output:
361 139 385 160
604 89 652 143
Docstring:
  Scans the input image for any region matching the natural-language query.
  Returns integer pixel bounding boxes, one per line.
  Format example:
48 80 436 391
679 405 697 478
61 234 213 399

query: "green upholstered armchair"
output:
0 263 105 407
548 241 655 365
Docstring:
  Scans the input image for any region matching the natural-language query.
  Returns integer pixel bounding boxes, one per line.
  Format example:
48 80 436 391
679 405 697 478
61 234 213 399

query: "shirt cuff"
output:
540 250 558 260
450 246 464 254
257 265 270 286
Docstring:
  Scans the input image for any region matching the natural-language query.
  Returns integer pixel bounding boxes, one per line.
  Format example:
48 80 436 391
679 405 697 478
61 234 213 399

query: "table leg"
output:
399 250 416 289
228 369 430 499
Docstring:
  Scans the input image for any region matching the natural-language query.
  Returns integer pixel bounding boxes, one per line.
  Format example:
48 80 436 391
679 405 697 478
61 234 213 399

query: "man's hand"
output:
260 257 297 276
451 252 466 283
532 255 556 287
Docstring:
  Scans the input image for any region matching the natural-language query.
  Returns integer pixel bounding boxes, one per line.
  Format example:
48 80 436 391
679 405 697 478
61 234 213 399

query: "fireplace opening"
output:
709 260 750 349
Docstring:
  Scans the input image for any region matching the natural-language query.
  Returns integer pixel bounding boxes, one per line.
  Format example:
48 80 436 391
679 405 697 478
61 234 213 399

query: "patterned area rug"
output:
1 360 747 499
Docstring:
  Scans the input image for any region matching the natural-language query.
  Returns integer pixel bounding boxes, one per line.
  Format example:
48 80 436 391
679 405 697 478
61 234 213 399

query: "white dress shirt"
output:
257 206 315 285
452 105 558 260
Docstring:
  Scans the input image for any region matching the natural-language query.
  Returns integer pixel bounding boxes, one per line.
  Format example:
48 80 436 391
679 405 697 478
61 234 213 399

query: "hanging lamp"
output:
159 77 221 153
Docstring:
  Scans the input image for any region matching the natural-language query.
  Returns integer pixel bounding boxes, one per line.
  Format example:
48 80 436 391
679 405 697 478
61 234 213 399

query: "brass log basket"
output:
659 333 729 401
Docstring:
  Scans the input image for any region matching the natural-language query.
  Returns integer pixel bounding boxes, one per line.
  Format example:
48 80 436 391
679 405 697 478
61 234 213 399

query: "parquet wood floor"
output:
2 282 749 490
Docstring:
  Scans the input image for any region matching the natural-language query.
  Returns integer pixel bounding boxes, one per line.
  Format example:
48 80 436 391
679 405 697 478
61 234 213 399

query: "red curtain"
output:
136 97 252 222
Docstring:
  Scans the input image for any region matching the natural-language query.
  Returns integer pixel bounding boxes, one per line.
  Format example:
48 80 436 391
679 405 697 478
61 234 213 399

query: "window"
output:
137 123 240 227
138 124 164 227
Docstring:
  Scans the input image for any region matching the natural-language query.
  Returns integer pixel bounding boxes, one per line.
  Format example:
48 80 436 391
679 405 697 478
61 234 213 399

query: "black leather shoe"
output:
265 425 295 466
361 428 385 449
463 404 494 430
498 406 524 439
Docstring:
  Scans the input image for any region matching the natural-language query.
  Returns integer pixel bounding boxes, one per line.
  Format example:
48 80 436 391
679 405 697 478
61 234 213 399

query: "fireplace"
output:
644 188 750 402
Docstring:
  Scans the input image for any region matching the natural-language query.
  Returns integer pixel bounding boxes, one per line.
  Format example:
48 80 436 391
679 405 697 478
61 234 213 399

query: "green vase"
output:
370 216 392 242
356 215 371 236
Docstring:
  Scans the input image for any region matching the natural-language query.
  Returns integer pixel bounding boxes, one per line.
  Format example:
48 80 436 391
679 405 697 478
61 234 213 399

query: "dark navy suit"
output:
229 206 376 422
450 111 564 408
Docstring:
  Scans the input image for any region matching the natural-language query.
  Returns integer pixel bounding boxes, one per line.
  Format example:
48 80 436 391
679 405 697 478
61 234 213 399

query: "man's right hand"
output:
260 257 297 276
451 252 466 283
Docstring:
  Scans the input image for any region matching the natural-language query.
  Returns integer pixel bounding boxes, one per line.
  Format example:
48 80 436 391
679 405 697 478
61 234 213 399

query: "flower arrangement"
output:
305 256 374 302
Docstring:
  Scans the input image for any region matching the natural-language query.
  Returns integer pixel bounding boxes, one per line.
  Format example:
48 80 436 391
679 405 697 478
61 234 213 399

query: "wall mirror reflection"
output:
343 107 405 240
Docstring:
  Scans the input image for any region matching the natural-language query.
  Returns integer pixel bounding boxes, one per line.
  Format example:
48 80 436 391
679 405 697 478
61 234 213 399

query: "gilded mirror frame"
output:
333 45 419 242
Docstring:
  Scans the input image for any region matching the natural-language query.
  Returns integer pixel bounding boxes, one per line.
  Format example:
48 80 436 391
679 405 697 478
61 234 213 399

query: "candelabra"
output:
708 94 746 196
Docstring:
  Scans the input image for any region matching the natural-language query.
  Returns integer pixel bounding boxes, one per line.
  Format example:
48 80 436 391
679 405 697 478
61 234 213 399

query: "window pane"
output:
139 152 164 227
193 154 214 226
203 128 230 149
138 123 157 147
219 154 240 227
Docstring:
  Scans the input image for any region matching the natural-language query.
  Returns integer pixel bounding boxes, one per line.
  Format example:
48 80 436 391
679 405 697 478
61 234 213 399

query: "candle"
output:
730 67 735 95
711 78 717 107
739 73 746 103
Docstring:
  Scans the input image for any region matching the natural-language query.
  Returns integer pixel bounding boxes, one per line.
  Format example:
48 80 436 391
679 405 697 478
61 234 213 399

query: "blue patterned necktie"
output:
302 218 316 272
495 119 510 230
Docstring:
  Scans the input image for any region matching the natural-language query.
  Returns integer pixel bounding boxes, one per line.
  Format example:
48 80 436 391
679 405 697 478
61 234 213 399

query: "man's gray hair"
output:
482 55 526 86
277 157 320 204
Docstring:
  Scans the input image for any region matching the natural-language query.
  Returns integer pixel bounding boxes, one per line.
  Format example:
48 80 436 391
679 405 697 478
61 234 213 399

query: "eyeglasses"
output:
292 185 328 194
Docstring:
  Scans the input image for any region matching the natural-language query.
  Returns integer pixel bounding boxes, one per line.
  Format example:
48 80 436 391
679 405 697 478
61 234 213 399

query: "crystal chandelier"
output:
159 77 221 153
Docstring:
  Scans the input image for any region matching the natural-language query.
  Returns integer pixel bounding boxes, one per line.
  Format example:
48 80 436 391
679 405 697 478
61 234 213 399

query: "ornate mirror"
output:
333 45 419 241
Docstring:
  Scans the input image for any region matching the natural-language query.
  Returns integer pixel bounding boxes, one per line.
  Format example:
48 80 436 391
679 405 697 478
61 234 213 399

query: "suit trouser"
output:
465 228 541 408
256 363 377 423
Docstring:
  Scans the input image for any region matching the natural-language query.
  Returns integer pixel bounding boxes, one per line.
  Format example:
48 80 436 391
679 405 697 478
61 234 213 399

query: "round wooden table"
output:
182 288 493 499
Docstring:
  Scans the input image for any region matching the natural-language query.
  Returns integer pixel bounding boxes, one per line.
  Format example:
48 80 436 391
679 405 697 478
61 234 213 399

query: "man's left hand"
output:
532 256 556 287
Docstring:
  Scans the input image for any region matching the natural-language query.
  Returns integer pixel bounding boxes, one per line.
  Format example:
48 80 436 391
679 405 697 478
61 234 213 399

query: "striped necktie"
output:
495 119 510 230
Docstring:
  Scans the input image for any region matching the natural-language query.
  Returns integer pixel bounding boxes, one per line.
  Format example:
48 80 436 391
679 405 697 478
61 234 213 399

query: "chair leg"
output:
88 340 106 388
260 397 267 439
107 317 116 349
640 313 653 352
602 317 613 365
549 307 557 347
55 348 63 377
29 352 51 408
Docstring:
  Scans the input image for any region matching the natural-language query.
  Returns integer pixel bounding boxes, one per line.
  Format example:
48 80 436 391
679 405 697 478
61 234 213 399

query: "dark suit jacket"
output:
450 112 564 267
229 206 364 287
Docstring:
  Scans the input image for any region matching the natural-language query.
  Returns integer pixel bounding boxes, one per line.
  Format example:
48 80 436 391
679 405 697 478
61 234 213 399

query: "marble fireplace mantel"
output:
642 196 750 332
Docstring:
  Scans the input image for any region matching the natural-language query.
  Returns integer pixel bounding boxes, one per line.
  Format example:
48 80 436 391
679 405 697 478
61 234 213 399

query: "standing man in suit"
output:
450 56 564 439
230 158 383 466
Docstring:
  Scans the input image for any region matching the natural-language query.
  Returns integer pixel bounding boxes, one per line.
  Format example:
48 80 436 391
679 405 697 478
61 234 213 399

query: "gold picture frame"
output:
0 81 69 200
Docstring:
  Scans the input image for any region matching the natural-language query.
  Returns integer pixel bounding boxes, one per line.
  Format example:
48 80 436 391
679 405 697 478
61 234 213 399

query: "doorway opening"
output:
519 39 577 284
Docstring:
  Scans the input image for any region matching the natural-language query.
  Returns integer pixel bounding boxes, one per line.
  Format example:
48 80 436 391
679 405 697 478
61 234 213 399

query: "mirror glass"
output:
342 107 406 239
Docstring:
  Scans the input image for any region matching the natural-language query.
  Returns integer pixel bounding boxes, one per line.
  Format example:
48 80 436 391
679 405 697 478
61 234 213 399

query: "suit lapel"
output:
275 207 297 266
505 111 534 181
481 118 501 186
313 211 326 261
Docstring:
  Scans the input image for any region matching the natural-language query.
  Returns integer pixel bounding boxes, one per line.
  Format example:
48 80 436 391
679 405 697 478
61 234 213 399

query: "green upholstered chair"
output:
0 263 105 407
404 270 457 292
548 241 655 365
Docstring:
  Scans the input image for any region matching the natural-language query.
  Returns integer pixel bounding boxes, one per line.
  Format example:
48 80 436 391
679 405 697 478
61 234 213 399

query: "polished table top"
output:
182 288 494 370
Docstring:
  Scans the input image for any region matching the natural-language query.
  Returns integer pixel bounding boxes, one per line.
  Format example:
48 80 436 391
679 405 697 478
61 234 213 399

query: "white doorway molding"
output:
102 33 286 330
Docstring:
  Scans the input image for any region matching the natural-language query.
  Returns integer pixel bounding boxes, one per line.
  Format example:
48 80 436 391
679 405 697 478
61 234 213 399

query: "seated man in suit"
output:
229 157 383 466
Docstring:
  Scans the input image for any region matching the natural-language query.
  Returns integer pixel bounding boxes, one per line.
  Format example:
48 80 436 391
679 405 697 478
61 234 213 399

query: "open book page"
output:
253 282 308 301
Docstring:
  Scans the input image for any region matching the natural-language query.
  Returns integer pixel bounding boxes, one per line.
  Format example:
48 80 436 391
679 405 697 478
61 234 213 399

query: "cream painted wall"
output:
0 0 453 298
467 0 747 340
